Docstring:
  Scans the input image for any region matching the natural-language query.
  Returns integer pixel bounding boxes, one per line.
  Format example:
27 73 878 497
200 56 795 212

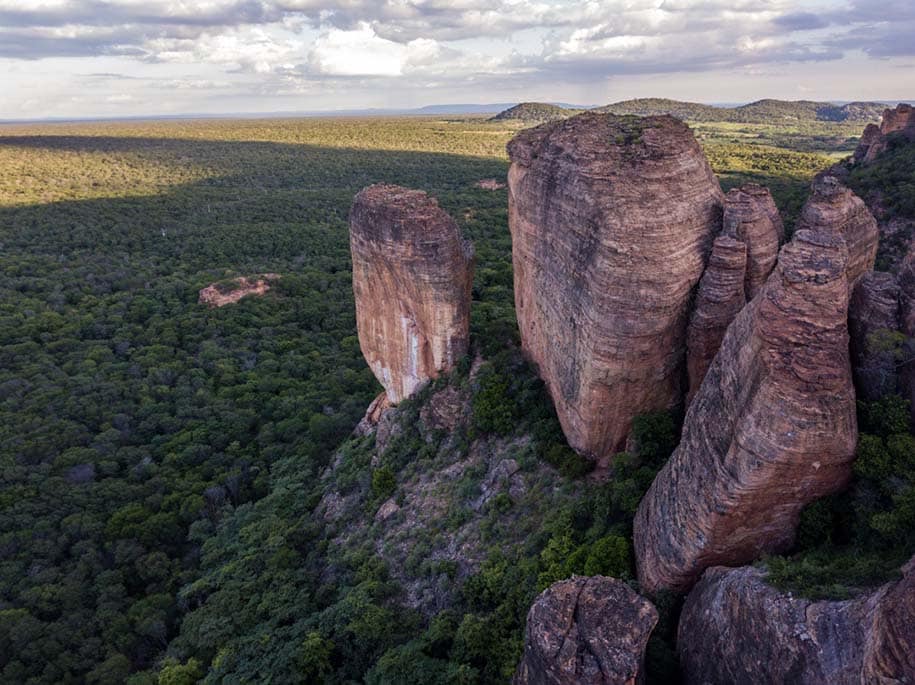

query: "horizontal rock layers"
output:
677 561 915 684
350 184 474 403
507 113 723 460
634 229 858 594
855 103 915 163
795 175 879 289
722 183 783 300
685 236 747 405
513 576 658 685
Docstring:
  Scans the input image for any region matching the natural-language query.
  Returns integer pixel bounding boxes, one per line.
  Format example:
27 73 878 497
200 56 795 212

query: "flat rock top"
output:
353 183 445 223
507 112 701 169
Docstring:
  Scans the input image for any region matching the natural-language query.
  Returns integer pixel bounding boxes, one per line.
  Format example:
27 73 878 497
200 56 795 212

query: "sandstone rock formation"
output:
722 184 783 300
507 113 723 460
849 272 902 401
198 274 280 307
678 561 915 684
900 252 915 425
634 229 858 594
686 236 747 404
854 103 915 163
350 184 474 404
513 576 658 685
794 175 878 290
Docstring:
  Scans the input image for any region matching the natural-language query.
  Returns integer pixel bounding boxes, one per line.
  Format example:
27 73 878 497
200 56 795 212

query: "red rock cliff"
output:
507 113 723 460
350 184 474 403
634 228 858 594
795 175 878 290
722 183 783 300
854 103 915 163
677 561 915 684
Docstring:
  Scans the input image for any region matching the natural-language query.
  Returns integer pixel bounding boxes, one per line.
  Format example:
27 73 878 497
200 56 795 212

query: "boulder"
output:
795 174 878 289
722 183 783 300
686 235 747 405
634 229 858 594
514 576 658 685
507 113 723 461
678 560 915 684
350 184 474 404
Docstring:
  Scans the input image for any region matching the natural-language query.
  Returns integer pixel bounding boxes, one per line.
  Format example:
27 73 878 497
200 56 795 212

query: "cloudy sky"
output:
2 0 913 119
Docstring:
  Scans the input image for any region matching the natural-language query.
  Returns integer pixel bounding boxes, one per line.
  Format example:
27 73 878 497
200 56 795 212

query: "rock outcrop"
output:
849 272 902 401
900 252 915 425
722 184 783 300
854 103 915 163
686 236 747 404
794 174 878 289
507 113 723 460
198 274 280 307
634 229 858 594
678 561 915 684
350 184 474 404
513 576 658 685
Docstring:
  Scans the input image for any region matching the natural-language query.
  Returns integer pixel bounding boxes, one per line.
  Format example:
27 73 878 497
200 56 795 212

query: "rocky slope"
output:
854 103 915 163
794 174 879 289
514 576 657 685
350 184 474 404
685 236 747 405
634 228 858 594
677 561 915 684
507 113 723 461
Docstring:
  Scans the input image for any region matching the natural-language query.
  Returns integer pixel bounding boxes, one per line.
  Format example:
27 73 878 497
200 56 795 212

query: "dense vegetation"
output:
0 112 910 683
595 98 887 123
488 103 574 124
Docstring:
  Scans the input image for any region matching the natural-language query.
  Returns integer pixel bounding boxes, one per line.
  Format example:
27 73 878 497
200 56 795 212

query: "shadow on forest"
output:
0 134 511 273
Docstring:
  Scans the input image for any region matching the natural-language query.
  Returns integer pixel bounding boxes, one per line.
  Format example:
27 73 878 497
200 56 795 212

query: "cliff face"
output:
685 236 747 405
350 184 474 404
849 271 902 401
795 175 878 289
513 576 658 685
634 229 858 594
677 561 915 684
722 183 783 300
854 103 915 163
507 113 723 460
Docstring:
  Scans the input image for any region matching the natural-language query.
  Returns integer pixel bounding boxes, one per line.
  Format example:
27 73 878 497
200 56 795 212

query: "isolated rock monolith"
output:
507 113 723 461
350 184 474 403
634 229 858 594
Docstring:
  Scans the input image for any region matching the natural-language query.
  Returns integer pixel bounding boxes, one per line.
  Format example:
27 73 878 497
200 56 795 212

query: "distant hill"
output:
489 102 576 124
594 98 889 124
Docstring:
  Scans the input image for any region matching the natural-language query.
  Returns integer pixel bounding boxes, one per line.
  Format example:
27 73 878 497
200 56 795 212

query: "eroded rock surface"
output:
198 274 280 307
795 174 878 288
722 183 783 300
634 229 858 594
849 272 902 401
855 103 915 163
686 236 747 404
513 576 658 685
350 184 474 403
678 561 915 684
507 113 723 460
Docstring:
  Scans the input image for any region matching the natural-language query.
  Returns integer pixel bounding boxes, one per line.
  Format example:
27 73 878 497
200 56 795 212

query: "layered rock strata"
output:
507 113 723 459
678 561 915 684
350 184 474 403
634 229 858 594
722 183 783 300
685 236 747 404
855 103 915 163
795 174 878 289
513 576 658 685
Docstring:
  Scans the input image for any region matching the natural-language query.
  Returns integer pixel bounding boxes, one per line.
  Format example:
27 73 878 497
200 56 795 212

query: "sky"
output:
1 0 914 119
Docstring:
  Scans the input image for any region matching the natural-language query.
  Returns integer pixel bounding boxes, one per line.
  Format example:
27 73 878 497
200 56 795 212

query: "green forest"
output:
0 114 912 684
